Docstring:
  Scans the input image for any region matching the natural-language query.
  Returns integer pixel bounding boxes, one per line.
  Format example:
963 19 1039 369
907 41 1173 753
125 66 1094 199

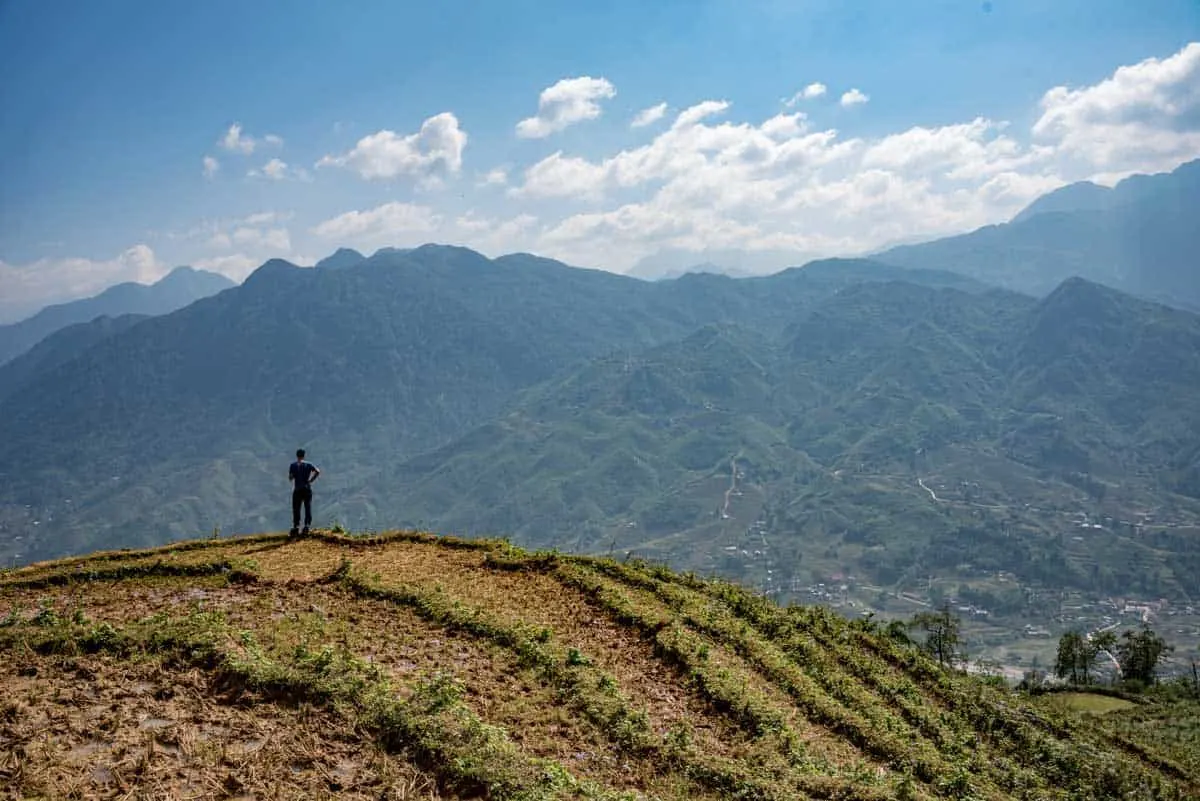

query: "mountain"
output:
3 530 1196 800
0 266 234 366
1010 180 1113 223
0 248 993 564
626 246 809 280
876 159 1200 310
347 278 1200 625
4 246 1199 665
314 247 365 270
0 313 148 403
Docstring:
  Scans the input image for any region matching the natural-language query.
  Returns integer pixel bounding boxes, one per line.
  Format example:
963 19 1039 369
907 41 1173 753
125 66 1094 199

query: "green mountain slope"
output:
347 278 1200 615
0 247 975 562
0 313 149 403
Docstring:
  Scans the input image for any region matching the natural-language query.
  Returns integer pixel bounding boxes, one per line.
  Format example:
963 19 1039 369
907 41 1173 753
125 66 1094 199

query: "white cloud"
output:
191 253 263 282
241 211 288 226
783 83 827 106
840 88 870 107
0 245 167 322
1032 41 1200 177
248 158 307 181
312 201 539 259
231 226 291 251
478 167 509 187
516 76 616 138
262 158 288 180
202 155 219 179
631 102 668 128
312 201 442 243
317 112 467 182
218 123 282 156
220 123 256 154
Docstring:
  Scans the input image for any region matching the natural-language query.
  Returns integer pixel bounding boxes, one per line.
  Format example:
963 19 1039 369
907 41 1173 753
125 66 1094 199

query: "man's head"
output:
296 448 306 460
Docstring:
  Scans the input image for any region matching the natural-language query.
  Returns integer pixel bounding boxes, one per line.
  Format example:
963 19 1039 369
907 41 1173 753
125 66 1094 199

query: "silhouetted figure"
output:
288 448 320 536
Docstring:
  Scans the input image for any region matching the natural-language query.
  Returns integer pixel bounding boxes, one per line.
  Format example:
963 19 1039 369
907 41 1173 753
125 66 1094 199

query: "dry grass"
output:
1 530 1196 801
0 653 445 800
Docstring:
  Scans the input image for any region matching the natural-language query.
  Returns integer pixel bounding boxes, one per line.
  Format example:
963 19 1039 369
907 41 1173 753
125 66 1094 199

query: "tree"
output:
1115 626 1171 686
1054 629 1116 685
1055 630 1088 684
910 603 964 669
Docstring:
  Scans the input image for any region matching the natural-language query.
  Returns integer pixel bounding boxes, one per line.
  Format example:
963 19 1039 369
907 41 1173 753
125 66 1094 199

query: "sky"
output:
1 0 1198 322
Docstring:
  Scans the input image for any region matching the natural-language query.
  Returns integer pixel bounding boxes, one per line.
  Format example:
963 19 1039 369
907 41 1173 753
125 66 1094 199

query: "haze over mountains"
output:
0 266 234 366
2 160 1199 661
876 158 1200 311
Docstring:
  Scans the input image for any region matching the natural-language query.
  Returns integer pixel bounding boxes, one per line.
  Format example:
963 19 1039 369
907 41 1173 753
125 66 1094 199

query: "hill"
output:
0 247 987 564
0 266 235 366
2 530 1197 800
875 159 1200 310
350 278 1200 613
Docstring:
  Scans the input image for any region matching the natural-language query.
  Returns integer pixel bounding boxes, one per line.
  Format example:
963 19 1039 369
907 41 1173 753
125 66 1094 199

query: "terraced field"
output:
1 530 1197 799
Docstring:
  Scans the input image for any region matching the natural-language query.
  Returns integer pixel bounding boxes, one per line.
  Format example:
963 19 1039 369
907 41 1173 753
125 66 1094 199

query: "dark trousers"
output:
292 487 313 528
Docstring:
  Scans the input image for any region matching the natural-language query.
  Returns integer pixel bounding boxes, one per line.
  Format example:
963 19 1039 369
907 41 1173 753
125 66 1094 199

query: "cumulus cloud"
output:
506 41 1200 272
248 158 309 181
840 88 870 107
312 201 442 242
1032 41 1200 176
478 167 509 187
631 102 668 128
0 245 167 322
261 158 288 180
218 123 281 155
783 83 827 106
312 201 539 258
202 155 219 179
516 76 616 138
317 112 467 182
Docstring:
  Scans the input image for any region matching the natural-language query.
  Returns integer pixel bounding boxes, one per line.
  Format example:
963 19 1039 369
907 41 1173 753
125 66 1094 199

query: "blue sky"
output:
1 0 1198 320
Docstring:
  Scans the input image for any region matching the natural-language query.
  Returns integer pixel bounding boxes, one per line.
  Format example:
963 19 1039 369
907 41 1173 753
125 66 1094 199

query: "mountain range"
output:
876 158 1200 310
2 160 1199 657
0 265 234 366
2 243 1198 624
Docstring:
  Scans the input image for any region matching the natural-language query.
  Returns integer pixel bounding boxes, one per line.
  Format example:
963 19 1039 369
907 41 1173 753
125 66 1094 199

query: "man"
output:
288 448 321 537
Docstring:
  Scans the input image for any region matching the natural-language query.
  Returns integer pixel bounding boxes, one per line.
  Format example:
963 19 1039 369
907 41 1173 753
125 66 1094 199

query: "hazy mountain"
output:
0 247 988 562
1010 180 1113 223
876 159 1200 309
314 247 365 270
0 266 234 366
626 246 810 280
352 277 1200 605
0 313 148 403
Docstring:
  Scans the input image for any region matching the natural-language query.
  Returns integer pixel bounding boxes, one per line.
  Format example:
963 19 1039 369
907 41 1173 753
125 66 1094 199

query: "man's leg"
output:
303 488 313 530
291 490 302 534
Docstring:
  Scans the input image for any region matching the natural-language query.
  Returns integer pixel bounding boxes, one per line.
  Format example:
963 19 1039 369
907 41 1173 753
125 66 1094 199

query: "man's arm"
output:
310 466 321 483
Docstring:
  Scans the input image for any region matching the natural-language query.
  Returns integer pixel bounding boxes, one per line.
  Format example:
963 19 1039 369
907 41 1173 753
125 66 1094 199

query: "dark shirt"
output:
289 460 319 489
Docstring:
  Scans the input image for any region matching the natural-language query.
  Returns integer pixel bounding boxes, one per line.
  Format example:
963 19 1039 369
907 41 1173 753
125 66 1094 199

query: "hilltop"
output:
2 530 1197 800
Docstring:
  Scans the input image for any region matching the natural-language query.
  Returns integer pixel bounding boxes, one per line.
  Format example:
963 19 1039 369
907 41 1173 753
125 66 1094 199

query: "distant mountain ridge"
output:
0 247 995 562
877 158 1200 310
0 266 234 366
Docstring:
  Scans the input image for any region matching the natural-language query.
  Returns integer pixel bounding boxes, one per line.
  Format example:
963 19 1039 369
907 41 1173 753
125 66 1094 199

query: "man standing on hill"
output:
288 448 320 537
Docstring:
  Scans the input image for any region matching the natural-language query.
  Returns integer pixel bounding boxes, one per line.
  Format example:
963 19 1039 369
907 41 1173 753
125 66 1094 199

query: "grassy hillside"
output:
2 530 1198 800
